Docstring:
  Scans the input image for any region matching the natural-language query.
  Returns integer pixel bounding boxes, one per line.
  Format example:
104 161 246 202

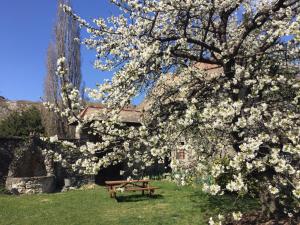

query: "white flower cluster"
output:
56 56 67 77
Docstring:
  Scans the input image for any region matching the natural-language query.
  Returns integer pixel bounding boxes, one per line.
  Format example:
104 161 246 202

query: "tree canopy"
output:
44 0 300 222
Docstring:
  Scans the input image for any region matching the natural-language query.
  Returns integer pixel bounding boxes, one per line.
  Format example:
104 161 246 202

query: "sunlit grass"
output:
0 181 258 225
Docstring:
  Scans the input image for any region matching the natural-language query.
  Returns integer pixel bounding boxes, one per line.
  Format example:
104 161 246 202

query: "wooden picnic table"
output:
105 179 159 198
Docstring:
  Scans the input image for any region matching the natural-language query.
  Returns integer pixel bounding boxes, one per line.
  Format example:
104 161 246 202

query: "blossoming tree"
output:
45 0 300 222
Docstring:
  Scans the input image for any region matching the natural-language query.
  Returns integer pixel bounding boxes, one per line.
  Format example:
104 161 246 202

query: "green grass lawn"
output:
0 181 258 225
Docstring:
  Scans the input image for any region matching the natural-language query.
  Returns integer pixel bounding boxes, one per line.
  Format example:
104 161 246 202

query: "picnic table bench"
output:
105 179 159 198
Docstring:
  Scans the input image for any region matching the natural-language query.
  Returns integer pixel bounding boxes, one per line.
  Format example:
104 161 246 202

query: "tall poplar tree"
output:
43 0 82 138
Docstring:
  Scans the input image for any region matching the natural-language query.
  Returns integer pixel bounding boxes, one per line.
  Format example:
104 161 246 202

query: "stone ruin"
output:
1 136 95 194
4 137 55 194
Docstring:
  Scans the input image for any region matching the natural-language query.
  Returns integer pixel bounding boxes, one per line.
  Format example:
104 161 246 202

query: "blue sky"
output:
0 0 134 103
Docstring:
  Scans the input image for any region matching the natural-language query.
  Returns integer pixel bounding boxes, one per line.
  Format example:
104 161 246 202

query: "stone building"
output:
66 63 230 184
70 104 146 184
74 104 141 140
72 63 224 172
139 63 223 164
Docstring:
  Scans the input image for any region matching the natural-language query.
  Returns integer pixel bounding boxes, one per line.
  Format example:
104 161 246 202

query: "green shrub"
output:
0 106 44 137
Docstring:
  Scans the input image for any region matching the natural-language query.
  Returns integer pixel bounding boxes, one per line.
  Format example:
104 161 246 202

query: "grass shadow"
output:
189 189 259 213
116 194 164 203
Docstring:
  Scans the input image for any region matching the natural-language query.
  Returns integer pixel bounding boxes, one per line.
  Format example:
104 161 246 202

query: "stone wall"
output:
0 136 56 193
7 137 47 178
0 136 93 193
5 176 55 194
0 137 24 187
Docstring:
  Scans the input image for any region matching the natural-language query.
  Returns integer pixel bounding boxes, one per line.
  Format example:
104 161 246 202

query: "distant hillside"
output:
0 98 42 121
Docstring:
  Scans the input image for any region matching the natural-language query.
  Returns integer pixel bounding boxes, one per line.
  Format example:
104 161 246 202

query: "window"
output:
176 141 185 160
177 149 185 160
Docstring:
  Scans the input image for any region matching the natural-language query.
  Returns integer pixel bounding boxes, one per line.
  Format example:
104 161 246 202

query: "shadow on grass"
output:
116 194 164 203
189 190 259 214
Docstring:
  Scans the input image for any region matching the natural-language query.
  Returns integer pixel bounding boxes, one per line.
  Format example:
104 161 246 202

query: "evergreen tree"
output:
0 107 44 137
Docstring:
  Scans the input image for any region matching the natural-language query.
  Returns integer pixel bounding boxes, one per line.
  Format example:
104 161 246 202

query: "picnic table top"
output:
105 179 150 185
